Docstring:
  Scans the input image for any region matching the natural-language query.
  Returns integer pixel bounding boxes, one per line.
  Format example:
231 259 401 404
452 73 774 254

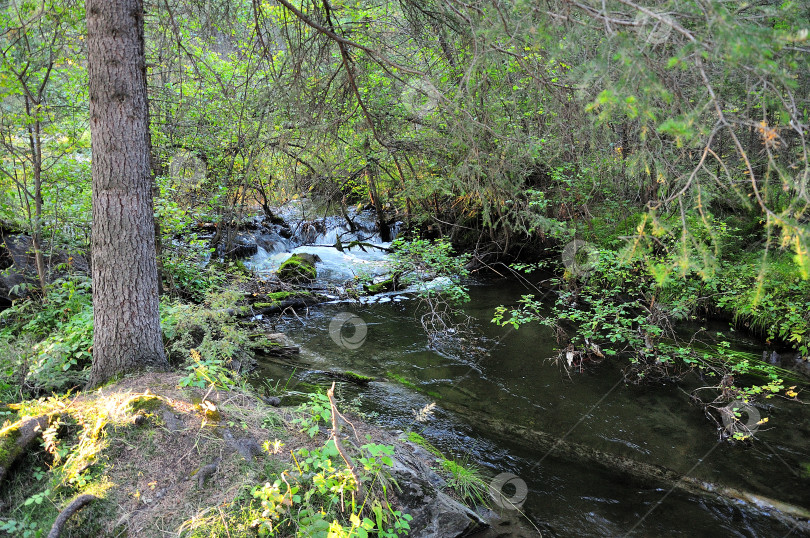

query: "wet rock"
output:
764 350 780 364
472 509 541 538
256 232 289 253
364 273 399 295
218 240 258 259
295 252 321 264
390 441 487 538
296 220 326 244
277 253 317 283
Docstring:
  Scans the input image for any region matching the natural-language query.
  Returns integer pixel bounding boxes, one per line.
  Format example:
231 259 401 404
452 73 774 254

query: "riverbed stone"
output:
390 441 486 537
277 253 317 283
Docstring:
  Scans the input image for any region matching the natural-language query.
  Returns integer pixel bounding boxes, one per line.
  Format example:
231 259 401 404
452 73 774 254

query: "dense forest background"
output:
3 0 809 283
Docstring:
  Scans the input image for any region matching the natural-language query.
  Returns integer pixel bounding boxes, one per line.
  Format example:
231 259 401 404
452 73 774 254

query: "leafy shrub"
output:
494 247 792 441
0 277 94 395
162 287 252 388
186 393 413 537
389 238 470 302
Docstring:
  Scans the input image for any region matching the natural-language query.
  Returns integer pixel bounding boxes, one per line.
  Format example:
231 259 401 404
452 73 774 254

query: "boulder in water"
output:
256 232 289 253
277 253 317 283
294 252 321 265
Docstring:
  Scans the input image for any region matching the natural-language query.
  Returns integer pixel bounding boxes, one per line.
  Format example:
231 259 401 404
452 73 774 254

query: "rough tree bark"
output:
86 0 168 387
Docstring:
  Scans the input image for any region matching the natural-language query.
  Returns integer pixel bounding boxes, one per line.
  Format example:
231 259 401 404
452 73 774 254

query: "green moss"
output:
250 337 282 350
0 422 22 463
387 373 417 390
404 431 442 457
341 371 375 383
324 371 375 385
125 395 162 413
364 276 395 294
254 291 313 309
277 254 317 283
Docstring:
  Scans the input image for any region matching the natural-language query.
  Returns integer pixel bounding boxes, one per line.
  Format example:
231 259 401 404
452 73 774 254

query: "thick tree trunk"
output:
86 0 168 388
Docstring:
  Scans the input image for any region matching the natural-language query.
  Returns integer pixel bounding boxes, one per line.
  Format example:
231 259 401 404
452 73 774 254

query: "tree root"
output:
47 494 97 538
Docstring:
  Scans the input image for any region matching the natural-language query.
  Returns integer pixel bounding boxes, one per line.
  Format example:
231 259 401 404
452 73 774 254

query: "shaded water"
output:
256 279 810 537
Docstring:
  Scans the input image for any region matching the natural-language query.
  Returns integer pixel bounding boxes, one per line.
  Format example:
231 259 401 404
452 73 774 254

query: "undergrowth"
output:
179 392 413 538
494 223 808 443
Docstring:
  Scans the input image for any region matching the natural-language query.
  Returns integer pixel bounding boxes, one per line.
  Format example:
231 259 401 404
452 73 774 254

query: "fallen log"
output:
0 414 52 486
264 346 301 357
254 296 321 315
316 370 375 385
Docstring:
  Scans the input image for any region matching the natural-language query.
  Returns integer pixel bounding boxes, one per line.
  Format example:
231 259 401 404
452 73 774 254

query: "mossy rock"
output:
364 273 400 295
322 370 375 385
277 254 317 283
339 371 375 384
252 290 319 315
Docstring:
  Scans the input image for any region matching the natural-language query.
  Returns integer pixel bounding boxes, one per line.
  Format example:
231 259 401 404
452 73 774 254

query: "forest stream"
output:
245 209 810 537
4 3 810 536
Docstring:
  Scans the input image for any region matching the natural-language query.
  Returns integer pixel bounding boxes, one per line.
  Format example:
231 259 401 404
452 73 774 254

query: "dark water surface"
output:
256 279 810 537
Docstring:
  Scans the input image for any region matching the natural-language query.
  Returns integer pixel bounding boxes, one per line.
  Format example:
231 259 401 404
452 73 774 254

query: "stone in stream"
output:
277 253 318 283
390 441 487 537
255 231 290 253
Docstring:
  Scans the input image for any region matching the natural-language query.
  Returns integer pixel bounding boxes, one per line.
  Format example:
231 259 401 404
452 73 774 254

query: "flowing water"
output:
247 208 810 537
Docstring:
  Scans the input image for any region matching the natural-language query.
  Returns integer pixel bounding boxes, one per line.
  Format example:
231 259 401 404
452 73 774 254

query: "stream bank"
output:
0 372 517 537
